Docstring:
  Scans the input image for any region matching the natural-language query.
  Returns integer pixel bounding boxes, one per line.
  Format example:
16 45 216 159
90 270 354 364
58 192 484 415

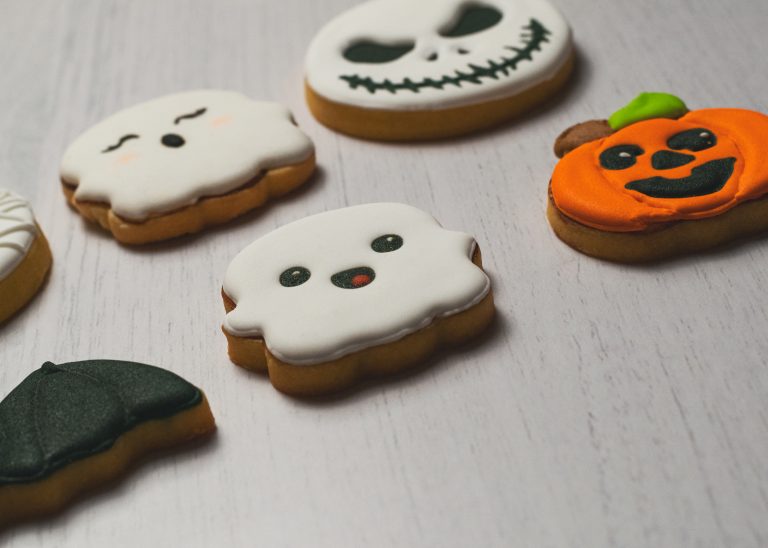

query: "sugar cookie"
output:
222 203 494 396
61 90 315 244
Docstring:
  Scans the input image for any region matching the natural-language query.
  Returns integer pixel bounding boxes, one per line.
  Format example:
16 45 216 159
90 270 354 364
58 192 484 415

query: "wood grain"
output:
0 0 766 546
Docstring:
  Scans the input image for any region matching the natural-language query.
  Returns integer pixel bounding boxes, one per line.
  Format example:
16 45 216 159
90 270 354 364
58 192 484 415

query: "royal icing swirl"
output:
60 90 315 222
223 203 491 366
305 0 573 110
0 189 37 281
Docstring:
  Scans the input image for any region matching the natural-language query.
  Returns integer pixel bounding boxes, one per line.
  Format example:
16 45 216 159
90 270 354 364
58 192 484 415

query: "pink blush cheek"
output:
211 115 233 128
115 152 139 166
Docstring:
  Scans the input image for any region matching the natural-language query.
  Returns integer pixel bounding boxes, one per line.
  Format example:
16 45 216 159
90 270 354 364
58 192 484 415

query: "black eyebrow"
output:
101 134 140 153
174 107 207 125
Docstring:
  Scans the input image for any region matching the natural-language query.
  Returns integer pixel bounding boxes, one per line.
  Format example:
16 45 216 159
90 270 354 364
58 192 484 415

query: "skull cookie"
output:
305 0 574 140
60 90 316 245
221 203 494 396
0 189 52 324
547 93 768 262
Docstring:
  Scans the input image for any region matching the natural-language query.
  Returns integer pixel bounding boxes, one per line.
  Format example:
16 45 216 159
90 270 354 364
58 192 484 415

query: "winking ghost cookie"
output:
222 203 495 396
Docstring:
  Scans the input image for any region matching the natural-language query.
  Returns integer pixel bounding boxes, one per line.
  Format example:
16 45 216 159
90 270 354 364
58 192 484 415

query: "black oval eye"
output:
371 234 403 253
343 41 415 64
161 133 185 148
279 267 311 287
599 145 645 170
667 128 717 152
440 5 503 38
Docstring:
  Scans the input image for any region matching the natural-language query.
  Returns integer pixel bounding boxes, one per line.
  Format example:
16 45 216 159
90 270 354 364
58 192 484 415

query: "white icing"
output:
60 90 315 222
223 203 491 365
305 0 573 110
0 189 37 281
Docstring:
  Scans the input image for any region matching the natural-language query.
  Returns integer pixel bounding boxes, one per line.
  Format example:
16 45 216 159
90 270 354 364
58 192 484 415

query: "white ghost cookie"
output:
222 203 495 396
60 90 316 244
305 0 574 141
0 189 52 324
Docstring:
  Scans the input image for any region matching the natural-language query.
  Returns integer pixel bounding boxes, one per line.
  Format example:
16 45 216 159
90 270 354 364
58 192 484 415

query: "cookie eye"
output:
668 128 717 152
279 267 311 287
600 145 645 170
371 234 403 253
440 4 503 38
343 41 415 64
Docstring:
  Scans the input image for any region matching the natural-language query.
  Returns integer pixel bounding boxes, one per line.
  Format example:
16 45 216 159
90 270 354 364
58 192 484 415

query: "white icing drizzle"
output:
305 0 573 110
0 189 37 281
223 203 491 365
60 90 315 222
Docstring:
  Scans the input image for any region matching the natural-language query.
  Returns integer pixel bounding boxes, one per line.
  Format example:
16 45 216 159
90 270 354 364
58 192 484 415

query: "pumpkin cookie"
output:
0 189 52 324
60 90 315 244
0 360 215 527
548 93 768 262
305 0 574 141
222 203 494 397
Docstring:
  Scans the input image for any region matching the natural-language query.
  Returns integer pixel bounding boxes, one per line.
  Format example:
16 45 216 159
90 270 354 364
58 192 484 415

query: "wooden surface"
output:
1 0 767 546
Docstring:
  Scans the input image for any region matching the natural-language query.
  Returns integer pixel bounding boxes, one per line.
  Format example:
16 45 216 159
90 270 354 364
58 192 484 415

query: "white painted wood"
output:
0 0 767 546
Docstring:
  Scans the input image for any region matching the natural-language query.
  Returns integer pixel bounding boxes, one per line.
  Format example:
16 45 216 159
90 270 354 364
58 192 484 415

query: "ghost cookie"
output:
60 90 316 244
222 203 494 396
305 0 574 141
548 93 768 262
0 189 52 324
0 360 215 527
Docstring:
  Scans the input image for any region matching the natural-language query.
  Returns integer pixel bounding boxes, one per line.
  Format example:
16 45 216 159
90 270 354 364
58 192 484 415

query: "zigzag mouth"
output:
339 19 551 94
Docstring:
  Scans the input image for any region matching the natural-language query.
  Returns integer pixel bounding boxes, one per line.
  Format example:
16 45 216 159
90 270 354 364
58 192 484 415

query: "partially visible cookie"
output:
548 93 768 262
222 203 494 397
0 189 52 324
305 0 574 141
60 90 316 244
0 360 215 527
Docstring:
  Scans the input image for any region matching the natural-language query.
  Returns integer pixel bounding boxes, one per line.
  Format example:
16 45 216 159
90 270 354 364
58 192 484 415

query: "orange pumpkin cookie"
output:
548 93 768 262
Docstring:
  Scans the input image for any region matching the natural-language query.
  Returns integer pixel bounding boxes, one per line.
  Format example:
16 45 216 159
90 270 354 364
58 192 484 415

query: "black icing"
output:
651 150 695 170
0 360 203 486
174 107 207 125
343 41 415 64
668 128 717 152
599 145 644 170
102 134 139 154
331 267 376 289
161 133 185 148
624 158 737 199
280 267 311 287
440 4 504 38
371 234 404 253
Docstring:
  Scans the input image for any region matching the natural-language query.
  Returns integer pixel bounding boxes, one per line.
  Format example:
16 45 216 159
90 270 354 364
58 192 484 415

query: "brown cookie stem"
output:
554 119 614 158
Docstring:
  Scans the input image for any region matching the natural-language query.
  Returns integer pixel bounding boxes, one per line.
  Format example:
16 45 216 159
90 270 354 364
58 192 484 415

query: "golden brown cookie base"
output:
0 226 52 324
0 394 215 529
306 54 575 142
547 189 768 263
61 154 316 245
221 250 494 397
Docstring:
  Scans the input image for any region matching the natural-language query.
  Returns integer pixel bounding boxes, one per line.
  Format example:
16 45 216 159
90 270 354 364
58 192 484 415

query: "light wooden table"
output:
1 0 767 546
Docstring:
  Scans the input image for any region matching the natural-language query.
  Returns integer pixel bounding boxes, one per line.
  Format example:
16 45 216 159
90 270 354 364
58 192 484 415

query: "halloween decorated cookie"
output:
60 90 316 244
0 360 215 527
305 0 574 141
548 93 768 262
222 203 494 396
0 189 52 324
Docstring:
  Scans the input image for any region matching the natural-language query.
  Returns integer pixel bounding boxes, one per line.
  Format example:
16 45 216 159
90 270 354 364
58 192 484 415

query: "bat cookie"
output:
0 189 52 324
60 90 316 244
548 93 768 262
222 203 494 397
305 0 574 141
0 360 215 527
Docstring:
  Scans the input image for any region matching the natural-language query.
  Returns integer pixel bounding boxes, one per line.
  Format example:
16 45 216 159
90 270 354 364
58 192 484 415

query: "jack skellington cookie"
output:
60 90 315 244
0 189 52 324
548 93 768 262
305 0 574 141
222 203 494 396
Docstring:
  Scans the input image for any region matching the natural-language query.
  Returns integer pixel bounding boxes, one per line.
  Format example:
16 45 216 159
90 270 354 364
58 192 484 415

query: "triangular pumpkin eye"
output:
343 41 415 64
440 4 503 38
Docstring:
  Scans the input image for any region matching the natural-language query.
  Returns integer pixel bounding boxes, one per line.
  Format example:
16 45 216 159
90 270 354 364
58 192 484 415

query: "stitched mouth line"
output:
624 158 737 199
339 19 551 94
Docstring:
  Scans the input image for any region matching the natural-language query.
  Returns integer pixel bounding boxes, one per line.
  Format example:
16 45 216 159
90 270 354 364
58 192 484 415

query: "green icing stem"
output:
608 92 689 131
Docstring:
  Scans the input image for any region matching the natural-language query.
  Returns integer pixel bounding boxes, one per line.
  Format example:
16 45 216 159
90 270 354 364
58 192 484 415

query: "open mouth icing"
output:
339 19 551 94
625 158 737 199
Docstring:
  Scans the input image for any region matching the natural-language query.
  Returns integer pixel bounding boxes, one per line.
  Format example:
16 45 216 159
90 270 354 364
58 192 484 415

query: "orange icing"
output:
551 108 768 232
